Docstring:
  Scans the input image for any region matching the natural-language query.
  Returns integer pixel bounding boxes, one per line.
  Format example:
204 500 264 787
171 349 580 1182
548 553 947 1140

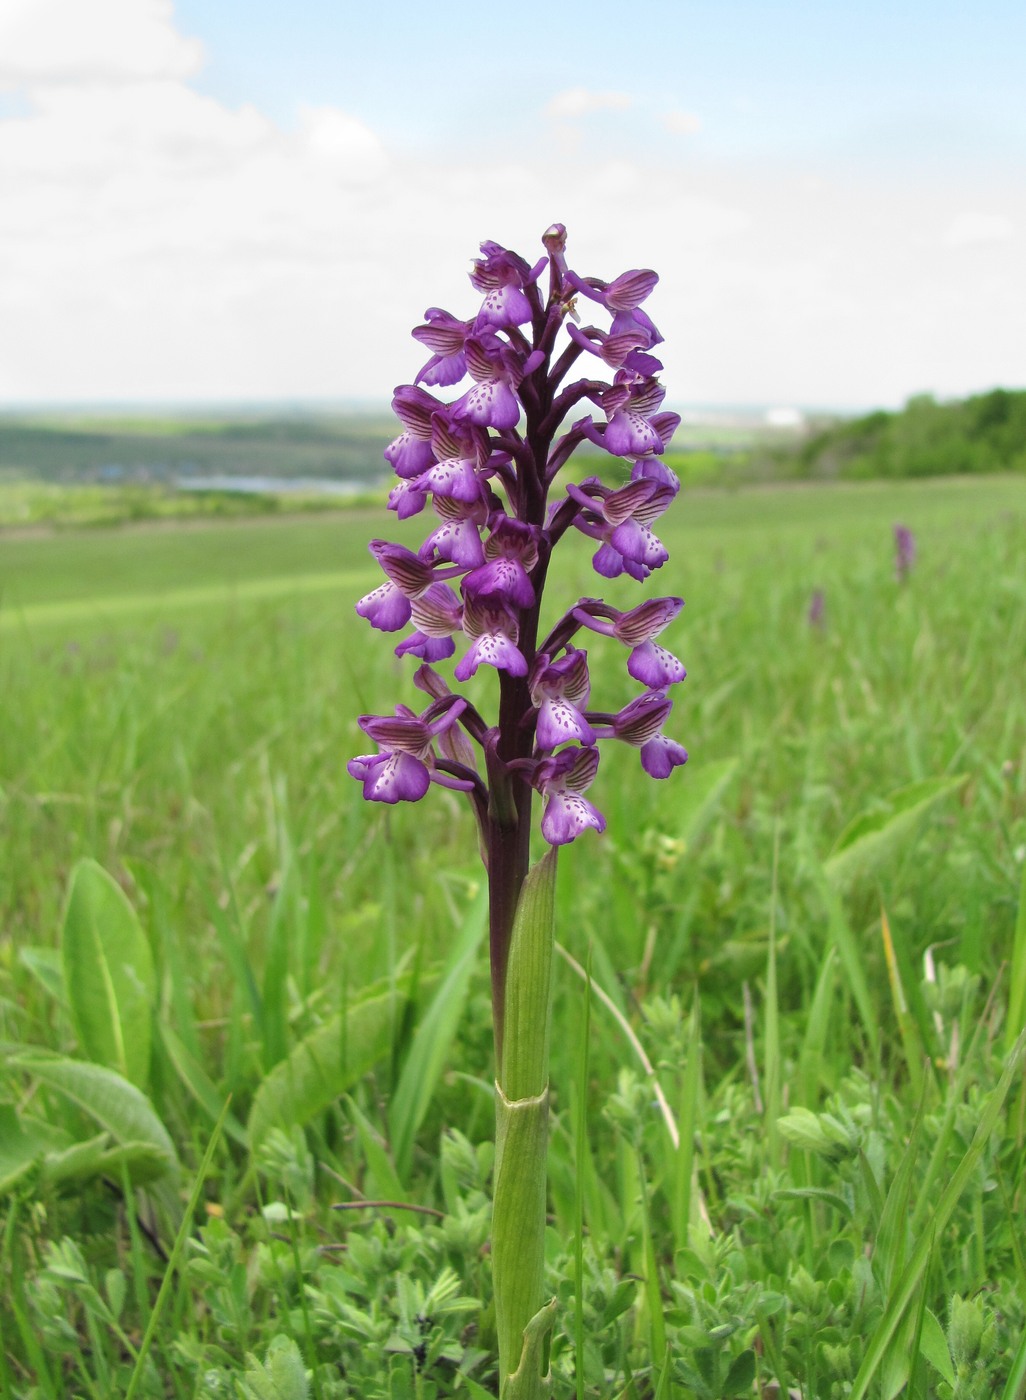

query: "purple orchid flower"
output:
607 689 689 778
471 240 537 330
394 582 464 662
575 596 687 687
894 524 916 582
451 335 523 430
567 475 672 581
566 321 661 375
463 516 539 609
347 698 475 803
584 374 680 458
413 307 472 387
529 649 595 749
532 745 606 846
385 385 447 478
419 494 489 568
454 594 527 681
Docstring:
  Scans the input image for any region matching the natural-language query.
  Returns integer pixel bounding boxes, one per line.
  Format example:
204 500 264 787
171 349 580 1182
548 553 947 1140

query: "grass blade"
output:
1006 859 1026 1056
999 1324 1026 1400
880 906 927 1100
387 884 488 1181
123 1095 233 1400
849 1029 1026 1400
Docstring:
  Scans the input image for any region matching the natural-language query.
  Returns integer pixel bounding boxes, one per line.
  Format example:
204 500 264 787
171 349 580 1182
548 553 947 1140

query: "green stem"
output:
492 848 558 1395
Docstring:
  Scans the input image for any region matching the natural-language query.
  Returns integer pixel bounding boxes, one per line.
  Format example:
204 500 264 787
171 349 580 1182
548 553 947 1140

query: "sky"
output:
1 0 1024 411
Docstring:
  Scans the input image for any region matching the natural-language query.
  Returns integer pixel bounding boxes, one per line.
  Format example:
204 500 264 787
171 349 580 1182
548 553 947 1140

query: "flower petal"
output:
536 698 595 749
541 790 606 845
356 581 412 632
604 268 659 311
363 751 432 803
640 735 688 779
454 633 527 681
395 632 457 662
604 409 663 457
627 640 687 687
613 597 683 645
415 456 482 503
454 380 521 430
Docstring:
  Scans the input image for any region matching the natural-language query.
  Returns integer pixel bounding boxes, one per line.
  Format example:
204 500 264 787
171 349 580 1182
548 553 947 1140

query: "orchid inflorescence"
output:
894 523 916 583
348 224 687 849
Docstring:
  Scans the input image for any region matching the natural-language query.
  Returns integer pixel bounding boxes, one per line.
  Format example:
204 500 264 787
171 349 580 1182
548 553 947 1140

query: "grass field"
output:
2 475 1025 1397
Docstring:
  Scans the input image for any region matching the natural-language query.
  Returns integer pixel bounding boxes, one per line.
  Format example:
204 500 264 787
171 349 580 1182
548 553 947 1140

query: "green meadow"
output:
2 475 1026 1397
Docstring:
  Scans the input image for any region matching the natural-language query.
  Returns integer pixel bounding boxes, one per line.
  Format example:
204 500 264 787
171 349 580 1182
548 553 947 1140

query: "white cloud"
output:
299 105 387 180
544 87 632 120
662 109 702 136
943 211 1015 249
0 0 203 86
0 1 1024 408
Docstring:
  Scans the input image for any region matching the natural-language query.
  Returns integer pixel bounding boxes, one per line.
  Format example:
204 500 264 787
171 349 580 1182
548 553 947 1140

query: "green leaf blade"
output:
14 1056 179 1183
247 978 413 1155
824 775 967 888
60 860 156 1089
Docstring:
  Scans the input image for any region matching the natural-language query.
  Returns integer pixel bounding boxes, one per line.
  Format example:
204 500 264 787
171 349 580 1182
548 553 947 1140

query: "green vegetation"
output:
1 477 1026 1396
0 479 374 531
785 389 1026 480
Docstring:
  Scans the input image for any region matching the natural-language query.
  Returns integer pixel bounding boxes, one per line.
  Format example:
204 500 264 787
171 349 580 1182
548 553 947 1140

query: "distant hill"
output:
4 392 1023 491
785 388 1026 480
0 412 395 484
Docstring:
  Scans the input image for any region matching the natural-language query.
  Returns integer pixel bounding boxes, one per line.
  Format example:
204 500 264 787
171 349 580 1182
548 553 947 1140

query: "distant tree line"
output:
784 388 1026 479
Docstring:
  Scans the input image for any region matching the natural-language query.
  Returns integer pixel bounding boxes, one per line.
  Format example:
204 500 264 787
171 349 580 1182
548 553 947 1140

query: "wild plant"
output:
347 224 688 1394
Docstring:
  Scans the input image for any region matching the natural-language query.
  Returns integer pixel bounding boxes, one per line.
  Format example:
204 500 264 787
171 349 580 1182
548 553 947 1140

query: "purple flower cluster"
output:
348 226 687 847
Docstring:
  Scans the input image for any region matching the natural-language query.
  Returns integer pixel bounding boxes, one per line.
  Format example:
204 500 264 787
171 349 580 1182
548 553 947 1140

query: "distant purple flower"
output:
808 588 826 628
894 524 916 582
